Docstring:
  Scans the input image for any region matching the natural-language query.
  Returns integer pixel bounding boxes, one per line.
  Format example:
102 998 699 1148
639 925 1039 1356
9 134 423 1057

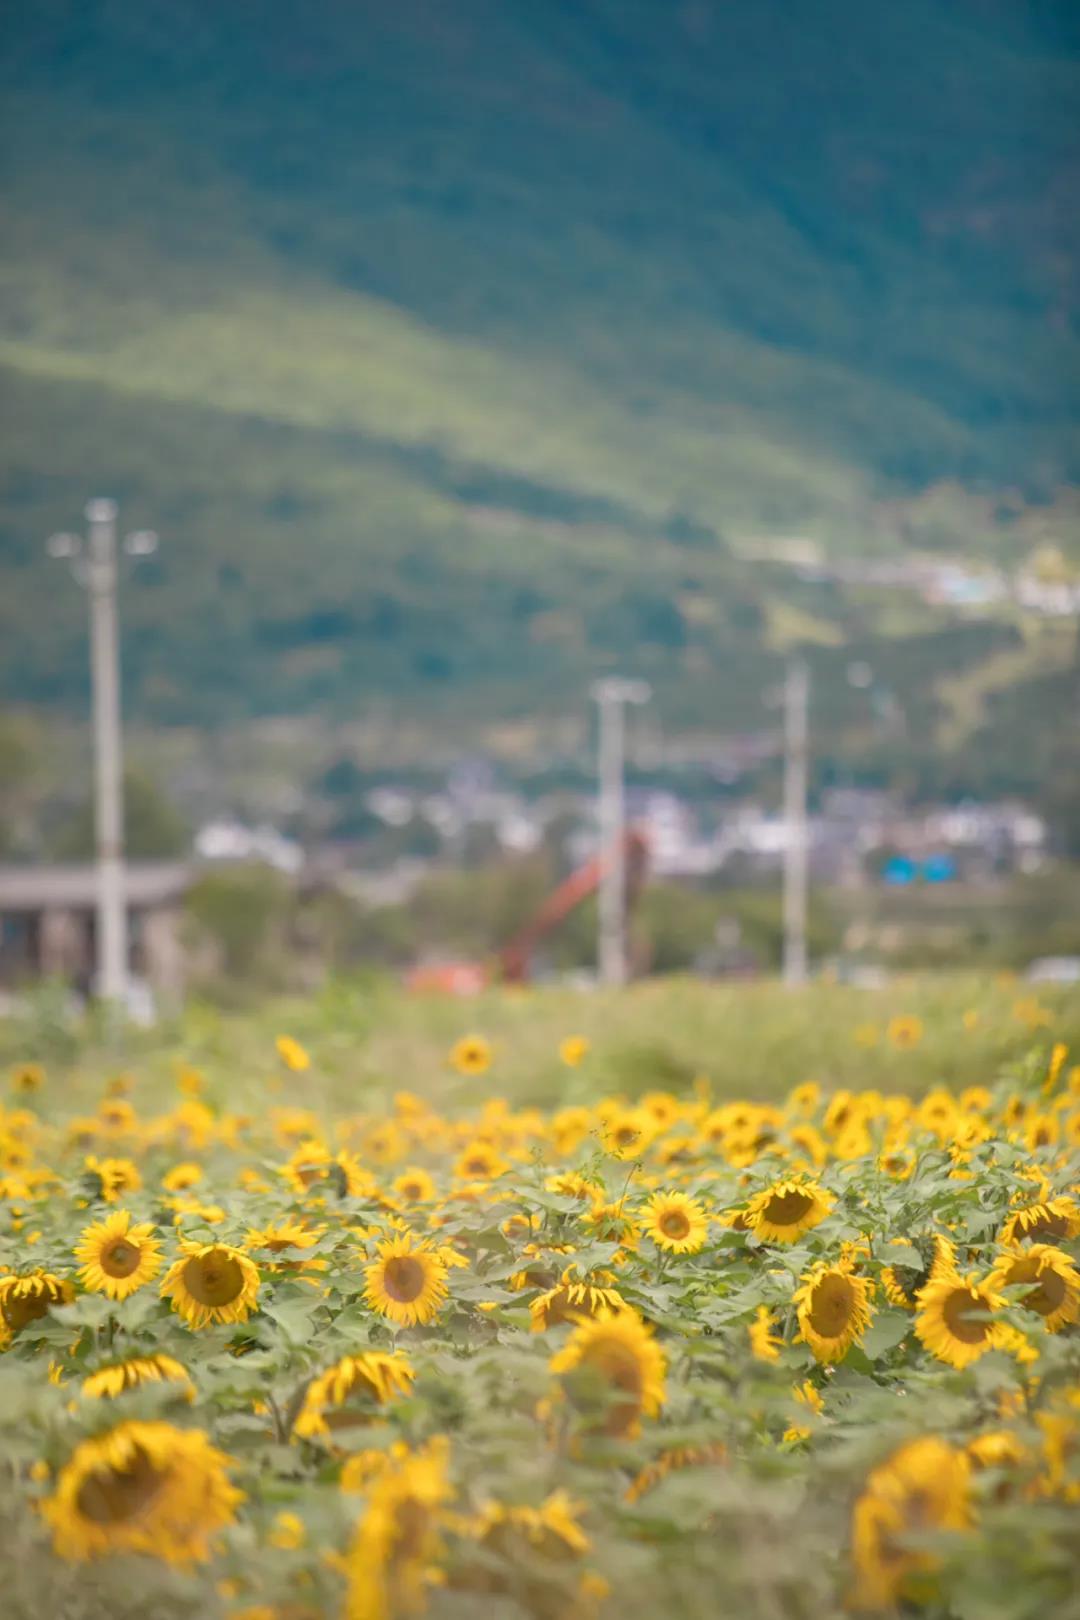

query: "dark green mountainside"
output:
0 0 1078 789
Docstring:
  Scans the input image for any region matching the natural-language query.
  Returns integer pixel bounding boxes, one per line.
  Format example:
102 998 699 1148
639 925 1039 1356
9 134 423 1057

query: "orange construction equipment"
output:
405 828 648 993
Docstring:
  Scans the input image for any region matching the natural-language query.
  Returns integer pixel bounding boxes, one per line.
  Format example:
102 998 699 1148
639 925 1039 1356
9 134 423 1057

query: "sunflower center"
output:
658 1209 691 1240
102 1239 142 1278
2 1283 58 1333
586 1339 644 1399
382 1256 427 1304
1025 1212 1068 1241
942 1286 993 1344
76 1448 166 1525
1025 1266 1066 1316
809 1273 855 1336
183 1251 244 1306
765 1189 814 1225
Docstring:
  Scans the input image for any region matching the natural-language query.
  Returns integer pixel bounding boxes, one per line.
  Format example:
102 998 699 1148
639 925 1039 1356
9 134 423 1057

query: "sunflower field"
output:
2 993 1080 1620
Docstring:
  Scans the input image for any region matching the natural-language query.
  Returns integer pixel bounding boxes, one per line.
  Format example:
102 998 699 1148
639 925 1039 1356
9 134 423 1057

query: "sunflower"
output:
988 1243 1080 1333
625 1442 727 1503
364 1234 448 1327
275 1034 311 1072
748 1305 782 1363
294 1350 415 1440
600 1108 655 1161
162 1162 203 1193
558 1036 590 1068
283 1141 376 1201
392 1167 437 1205
850 1436 970 1611
75 1210 163 1301
82 1354 192 1400
40 1419 241 1564
549 1308 666 1439
915 1271 1007 1370
530 1272 626 1332
343 1439 452 1620
639 1191 708 1254
999 1195 1080 1246
887 1014 924 1050
0 1269 74 1346
450 1035 492 1075
795 1262 875 1364
83 1155 142 1203
10 1062 44 1095
744 1176 833 1244
160 1241 261 1329
453 1140 508 1181
244 1219 326 1281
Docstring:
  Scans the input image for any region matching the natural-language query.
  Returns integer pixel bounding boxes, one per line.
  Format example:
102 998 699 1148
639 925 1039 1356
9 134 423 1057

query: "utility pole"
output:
591 677 651 986
782 658 809 986
48 501 158 1008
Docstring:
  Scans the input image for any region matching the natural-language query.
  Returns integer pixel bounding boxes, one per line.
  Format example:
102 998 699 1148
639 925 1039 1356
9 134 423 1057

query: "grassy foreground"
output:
1 974 1079 1620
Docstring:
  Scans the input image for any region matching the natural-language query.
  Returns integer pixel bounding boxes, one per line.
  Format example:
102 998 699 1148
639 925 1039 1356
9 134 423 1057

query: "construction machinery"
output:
405 828 648 992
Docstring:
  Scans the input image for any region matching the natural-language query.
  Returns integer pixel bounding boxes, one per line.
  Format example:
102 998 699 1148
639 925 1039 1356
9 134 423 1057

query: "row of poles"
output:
51 499 810 1007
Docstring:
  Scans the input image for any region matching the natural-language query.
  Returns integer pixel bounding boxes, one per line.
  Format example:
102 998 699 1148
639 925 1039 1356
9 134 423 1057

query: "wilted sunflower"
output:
549 1308 666 1438
639 1191 708 1254
795 1262 875 1364
450 1035 492 1076
988 1243 1080 1333
915 1271 1006 1370
293 1350 415 1440
998 1194 1080 1246
82 1354 192 1400
0 1269 74 1346
530 1272 626 1332
75 1209 163 1301
160 1240 260 1329
343 1439 452 1620
364 1234 448 1327
40 1419 241 1564
744 1176 833 1243
850 1436 970 1611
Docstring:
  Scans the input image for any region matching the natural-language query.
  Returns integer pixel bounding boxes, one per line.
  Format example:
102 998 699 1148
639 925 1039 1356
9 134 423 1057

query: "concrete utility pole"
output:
591 677 651 986
782 658 809 986
48 500 157 1007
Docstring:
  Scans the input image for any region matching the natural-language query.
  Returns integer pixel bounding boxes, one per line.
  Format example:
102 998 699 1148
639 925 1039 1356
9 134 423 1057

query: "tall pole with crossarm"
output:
591 677 651 986
782 657 810 986
48 500 158 1007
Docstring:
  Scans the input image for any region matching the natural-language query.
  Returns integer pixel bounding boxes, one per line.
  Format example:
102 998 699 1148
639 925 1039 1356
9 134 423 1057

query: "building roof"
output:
0 862 195 912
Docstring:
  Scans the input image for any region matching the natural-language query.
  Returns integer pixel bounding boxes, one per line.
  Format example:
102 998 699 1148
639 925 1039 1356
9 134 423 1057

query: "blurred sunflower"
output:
988 1243 1080 1333
343 1439 452 1620
0 1269 74 1346
558 1035 590 1068
748 1305 781 1363
530 1272 626 1332
392 1167 437 1204
639 1191 707 1254
744 1176 833 1243
82 1155 142 1203
450 1035 492 1076
999 1194 1080 1246
75 1209 163 1301
9 1062 44 1095
275 1035 310 1072
795 1262 875 1363
625 1441 726 1502
549 1308 666 1438
82 1354 192 1400
453 1140 509 1181
850 1436 970 1610
160 1241 261 1329
887 1015 924 1050
914 1271 1006 1369
40 1419 241 1564
293 1350 415 1439
364 1234 448 1327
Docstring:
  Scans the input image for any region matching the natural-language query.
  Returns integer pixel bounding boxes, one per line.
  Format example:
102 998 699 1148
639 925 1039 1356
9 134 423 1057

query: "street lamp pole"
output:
782 658 809 987
48 501 158 1007
591 677 651 986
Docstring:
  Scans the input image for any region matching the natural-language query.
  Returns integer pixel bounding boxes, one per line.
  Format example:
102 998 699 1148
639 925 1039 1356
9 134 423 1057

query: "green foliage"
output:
49 769 190 860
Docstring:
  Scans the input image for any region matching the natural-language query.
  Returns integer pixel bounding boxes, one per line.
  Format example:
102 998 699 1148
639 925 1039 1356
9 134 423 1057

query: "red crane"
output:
405 829 649 993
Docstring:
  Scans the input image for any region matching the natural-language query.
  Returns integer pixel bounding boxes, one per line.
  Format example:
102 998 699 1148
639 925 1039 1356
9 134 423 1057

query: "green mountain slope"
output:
0 0 1077 779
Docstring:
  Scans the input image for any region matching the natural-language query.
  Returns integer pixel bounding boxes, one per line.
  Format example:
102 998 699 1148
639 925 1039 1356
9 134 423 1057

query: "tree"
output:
50 769 189 860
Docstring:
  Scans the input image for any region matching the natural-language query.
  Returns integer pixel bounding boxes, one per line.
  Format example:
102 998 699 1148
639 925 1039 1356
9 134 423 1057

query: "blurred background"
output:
1 0 1078 1008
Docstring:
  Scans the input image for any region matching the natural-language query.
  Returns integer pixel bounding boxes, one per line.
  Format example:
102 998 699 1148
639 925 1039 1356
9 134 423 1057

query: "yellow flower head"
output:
0 1269 74 1347
549 1308 666 1439
82 1354 192 1401
160 1241 261 1329
744 1176 833 1244
364 1234 448 1328
40 1420 241 1564
795 1262 875 1364
450 1035 492 1076
293 1351 415 1440
850 1437 970 1610
914 1271 1007 1370
75 1210 163 1301
275 1035 311 1072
